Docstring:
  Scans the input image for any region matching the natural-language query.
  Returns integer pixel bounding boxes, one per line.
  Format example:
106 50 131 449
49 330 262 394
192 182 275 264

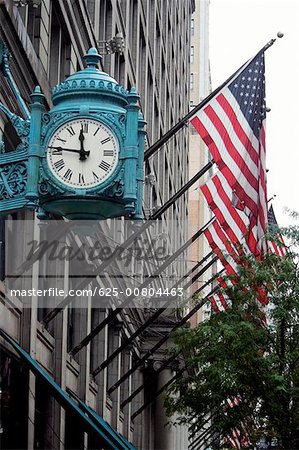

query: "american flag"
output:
203 219 239 277
210 292 231 313
267 204 278 227
201 171 256 255
190 47 277 449
191 52 267 256
267 205 287 257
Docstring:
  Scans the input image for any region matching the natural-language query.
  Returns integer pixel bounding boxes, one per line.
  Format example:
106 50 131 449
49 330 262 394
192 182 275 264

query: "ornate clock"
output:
46 118 119 189
34 48 145 220
0 47 145 220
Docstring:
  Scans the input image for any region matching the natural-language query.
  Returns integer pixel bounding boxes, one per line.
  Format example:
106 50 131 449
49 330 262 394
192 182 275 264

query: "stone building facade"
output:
188 0 213 327
0 0 205 449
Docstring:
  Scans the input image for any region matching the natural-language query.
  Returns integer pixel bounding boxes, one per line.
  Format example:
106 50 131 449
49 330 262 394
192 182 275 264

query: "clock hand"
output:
48 146 90 157
78 128 90 161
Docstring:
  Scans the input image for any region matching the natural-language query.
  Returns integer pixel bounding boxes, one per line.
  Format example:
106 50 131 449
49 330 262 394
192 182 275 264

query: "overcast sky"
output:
209 0 299 226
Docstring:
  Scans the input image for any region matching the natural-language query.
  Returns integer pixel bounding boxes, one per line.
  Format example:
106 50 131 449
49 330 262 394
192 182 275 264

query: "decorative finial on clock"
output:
83 47 102 69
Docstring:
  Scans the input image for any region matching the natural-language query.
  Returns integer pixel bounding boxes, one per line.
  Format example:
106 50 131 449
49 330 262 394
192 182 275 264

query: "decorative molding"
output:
53 79 128 97
0 148 28 165
41 111 125 147
101 174 125 199
0 103 30 138
0 161 27 200
38 176 65 197
0 197 27 213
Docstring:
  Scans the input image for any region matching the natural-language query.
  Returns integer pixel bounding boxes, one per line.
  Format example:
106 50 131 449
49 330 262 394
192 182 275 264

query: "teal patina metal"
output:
0 45 145 220
0 41 30 214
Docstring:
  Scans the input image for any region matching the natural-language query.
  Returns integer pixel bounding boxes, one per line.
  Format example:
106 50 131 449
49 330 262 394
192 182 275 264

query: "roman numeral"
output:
64 169 73 180
93 127 100 136
99 161 110 172
101 137 111 145
103 149 114 157
54 159 65 171
66 126 75 136
92 171 99 181
56 137 66 143
78 173 85 184
82 123 89 133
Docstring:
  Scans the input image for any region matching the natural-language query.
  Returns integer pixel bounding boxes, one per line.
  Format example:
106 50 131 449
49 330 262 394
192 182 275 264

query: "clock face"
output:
46 118 119 189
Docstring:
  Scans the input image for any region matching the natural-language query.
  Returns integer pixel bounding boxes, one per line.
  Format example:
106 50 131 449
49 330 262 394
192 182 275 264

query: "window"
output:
26 4 41 55
34 378 53 449
114 53 125 86
99 0 113 74
190 73 194 91
26 2 50 71
49 5 72 87
0 348 28 449
191 18 195 36
0 218 5 280
190 45 194 63
129 0 138 64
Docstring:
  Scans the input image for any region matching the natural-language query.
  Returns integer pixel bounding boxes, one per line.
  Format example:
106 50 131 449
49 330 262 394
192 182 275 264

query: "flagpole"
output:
144 37 277 161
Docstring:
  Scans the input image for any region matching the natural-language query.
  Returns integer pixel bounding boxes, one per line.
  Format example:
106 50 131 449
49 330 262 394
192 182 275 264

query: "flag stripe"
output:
217 92 259 163
192 114 258 209
210 296 220 312
204 102 259 191
200 172 255 253
210 295 225 312
204 220 239 276
220 91 268 226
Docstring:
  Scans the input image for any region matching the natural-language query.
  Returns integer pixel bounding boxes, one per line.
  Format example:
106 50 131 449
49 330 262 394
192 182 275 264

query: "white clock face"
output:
46 118 119 189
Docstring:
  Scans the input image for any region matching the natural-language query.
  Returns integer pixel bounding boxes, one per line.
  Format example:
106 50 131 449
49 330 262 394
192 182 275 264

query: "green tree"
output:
165 223 299 449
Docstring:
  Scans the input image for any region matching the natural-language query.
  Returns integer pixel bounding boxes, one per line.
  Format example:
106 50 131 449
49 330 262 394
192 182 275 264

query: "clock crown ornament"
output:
52 48 128 114
0 44 145 220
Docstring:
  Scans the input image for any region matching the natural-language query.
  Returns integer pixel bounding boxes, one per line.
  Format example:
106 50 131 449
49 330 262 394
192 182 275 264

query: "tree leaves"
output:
165 224 299 449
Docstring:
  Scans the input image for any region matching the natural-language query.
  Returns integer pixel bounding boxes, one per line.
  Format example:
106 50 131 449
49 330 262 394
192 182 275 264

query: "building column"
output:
90 308 108 416
132 364 145 450
107 323 122 432
20 218 39 450
154 366 174 450
120 346 133 441
52 253 70 450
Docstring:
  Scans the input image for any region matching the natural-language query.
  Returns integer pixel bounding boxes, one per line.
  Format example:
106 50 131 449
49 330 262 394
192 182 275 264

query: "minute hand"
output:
79 129 89 161
48 146 90 157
